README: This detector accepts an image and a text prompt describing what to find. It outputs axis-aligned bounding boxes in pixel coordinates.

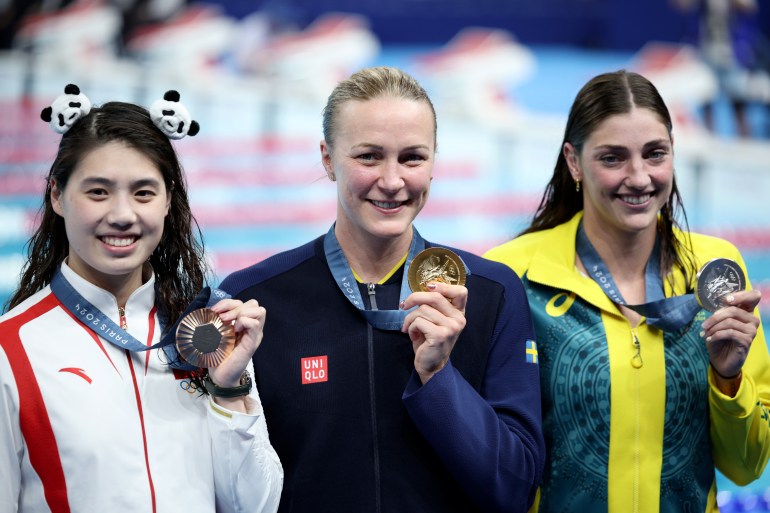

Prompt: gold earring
[575,179,581,192]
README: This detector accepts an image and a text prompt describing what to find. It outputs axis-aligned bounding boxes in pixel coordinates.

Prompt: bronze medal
[695,258,746,312]
[408,247,466,292]
[175,308,236,368]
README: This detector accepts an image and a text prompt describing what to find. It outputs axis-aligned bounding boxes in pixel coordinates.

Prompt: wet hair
[322,66,437,147]
[5,101,209,329]
[522,69,696,288]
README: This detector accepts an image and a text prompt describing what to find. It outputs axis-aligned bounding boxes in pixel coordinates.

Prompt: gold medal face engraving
[175,308,236,368]
[695,258,746,313]
[408,247,467,292]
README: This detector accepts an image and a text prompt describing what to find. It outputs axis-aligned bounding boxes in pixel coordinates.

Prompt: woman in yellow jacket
[484,70,769,513]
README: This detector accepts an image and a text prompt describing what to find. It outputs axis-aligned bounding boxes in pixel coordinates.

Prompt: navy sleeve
[402,264,545,513]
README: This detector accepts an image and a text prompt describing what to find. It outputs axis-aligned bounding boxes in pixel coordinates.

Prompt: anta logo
[59,367,92,383]
[301,355,328,384]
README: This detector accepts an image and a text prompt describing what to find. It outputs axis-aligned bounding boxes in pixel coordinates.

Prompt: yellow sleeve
[708,252,770,485]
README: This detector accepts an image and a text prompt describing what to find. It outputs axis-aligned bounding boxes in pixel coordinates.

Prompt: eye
[355,152,380,163]
[86,187,108,198]
[599,153,622,166]
[647,148,669,162]
[135,188,159,201]
[400,153,427,165]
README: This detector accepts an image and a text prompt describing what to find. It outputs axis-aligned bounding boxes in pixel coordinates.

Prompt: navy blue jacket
[220,234,545,513]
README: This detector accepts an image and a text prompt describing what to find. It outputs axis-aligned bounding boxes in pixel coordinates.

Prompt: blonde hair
[322,66,437,147]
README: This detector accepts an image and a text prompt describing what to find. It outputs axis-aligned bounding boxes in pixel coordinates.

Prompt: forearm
[403,363,543,513]
[208,389,283,512]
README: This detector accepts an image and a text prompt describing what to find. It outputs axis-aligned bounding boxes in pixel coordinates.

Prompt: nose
[106,194,138,227]
[625,156,652,189]
[378,159,405,193]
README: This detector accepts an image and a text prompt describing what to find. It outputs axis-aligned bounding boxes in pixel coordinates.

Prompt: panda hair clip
[41,85,200,140]
[40,84,92,134]
[149,90,200,139]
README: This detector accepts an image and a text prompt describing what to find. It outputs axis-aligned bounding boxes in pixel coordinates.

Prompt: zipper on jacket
[631,328,641,513]
[366,283,382,513]
[118,306,127,330]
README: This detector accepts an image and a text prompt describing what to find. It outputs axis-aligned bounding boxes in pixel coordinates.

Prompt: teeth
[102,237,135,247]
[622,194,650,205]
[371,200,401,209]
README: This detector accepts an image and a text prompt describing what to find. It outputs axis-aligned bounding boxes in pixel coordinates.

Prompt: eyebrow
[80,176,163,188]
[593,139,671,152]
[351,143,431,151]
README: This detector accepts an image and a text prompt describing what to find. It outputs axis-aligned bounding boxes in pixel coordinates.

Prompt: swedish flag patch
[525,340,538,364]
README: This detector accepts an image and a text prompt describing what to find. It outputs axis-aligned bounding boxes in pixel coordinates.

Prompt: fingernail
[726,295,734,303]
[706,336,712,343]
[399,300,406,310]
[427,283,437,290]
[699,330,705,338]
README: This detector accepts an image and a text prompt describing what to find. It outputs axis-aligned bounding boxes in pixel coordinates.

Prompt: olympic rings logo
[179,379,199,394]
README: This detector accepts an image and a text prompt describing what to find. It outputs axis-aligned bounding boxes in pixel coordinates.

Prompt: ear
[50,179,64,216]
[320,140,334,179]
[563,142,581,181]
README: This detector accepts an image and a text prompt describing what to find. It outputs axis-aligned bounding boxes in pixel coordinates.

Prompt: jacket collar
[526,212,623,314]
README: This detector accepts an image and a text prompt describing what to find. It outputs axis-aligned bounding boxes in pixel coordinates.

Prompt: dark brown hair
[522,69,696,288]
[6,101,209,331]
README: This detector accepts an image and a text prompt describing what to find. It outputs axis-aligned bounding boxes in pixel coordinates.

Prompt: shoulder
[0,287,57,341]
[219,237,321,296]
[679,230,744,263]
[433,243,526,297]
[483,229,554,277]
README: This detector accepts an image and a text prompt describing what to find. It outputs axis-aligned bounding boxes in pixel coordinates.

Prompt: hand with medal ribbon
[697,258,762,387]
[173,292,266,402]
[401,247,469,384]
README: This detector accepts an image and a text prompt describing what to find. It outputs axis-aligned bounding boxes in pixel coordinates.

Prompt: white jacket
[0,263,283,513]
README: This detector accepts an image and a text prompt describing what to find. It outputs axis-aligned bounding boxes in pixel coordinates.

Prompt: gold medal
[408,247,466,292]
[175,308,235,368]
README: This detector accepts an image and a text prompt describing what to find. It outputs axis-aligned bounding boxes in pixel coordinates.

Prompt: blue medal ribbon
[323,225,423,331]
[50,267,229,369]
[576,223,701,332]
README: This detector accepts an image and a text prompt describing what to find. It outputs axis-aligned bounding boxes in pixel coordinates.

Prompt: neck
[335,224,413,284]
[583,222,656,283]
[67,259,146,307]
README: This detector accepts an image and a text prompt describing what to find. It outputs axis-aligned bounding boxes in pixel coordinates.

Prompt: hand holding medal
[696,258,762,389]
[176,299,266,399]
[403,247,469,383]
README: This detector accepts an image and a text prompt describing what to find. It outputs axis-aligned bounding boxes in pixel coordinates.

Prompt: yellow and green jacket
[484,212,770,513]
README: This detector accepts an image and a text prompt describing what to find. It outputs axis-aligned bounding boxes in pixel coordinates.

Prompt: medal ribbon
[576,223,700,331]
[324,224,423,331]
[50,267,229,368]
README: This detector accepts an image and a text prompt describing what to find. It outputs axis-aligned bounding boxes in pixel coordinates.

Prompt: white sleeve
[0,349,21,512]
[206,363,283,513]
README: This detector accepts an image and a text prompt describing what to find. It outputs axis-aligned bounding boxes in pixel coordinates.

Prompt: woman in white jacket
[0,85,282,513]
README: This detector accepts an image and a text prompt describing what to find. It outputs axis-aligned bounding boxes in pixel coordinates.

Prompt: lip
[369,199,407,211]
[617,192,654,207]
[99,235,139,252]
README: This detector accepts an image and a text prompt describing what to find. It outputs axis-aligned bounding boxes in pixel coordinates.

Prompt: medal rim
[175,307,236,368]
[408,247,467,292]
[694,257,746,312]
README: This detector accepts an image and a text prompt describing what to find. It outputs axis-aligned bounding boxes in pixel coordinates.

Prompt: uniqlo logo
[301,355,328,384]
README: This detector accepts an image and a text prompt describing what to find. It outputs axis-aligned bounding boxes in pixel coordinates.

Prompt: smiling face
[564,106,674,242]
[51,140,170,297]
[321,95,436,250]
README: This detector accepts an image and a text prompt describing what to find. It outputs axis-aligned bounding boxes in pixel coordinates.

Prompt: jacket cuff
[709,368,756,418]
